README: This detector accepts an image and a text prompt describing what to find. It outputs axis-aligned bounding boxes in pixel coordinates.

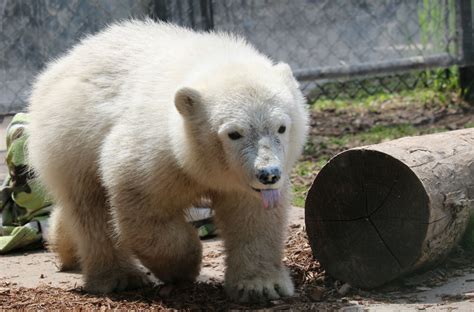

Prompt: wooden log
[305,128,474,288]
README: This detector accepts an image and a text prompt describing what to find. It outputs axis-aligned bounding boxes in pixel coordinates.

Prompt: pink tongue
[260,189,281,209]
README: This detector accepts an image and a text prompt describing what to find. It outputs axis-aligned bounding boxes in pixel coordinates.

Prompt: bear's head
[174,62,308,208]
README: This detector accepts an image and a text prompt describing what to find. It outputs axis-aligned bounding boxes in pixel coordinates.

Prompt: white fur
[27,20,308,301]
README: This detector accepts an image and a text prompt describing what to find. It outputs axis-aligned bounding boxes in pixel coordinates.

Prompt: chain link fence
[1,0,472,114]
[159,0,466,101]
[1,0,153,114]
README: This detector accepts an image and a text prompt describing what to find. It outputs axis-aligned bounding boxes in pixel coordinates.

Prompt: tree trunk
[305,128,474,288]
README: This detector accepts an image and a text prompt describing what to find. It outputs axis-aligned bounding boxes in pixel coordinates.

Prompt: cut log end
[305,149,430,288]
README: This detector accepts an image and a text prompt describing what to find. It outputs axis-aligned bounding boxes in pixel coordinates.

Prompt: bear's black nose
[256,166,281,185]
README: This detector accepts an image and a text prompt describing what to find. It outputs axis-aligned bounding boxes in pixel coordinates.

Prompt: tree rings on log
[305,128,474,288]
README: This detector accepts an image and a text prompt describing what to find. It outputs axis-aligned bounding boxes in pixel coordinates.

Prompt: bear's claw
[226,269,294,302]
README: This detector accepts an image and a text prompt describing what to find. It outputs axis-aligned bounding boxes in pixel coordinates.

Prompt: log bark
[305,128,474,288]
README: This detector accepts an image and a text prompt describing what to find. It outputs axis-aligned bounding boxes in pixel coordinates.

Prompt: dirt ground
[1,207,473,311]
[1,206,474,311]
[1,91,474,310]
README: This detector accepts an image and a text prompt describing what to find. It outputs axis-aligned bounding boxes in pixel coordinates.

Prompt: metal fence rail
[1,0,472,114]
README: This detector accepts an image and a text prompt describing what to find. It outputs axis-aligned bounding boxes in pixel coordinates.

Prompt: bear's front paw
[225,268,294,302]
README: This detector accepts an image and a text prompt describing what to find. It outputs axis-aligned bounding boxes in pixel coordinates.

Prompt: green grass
[464,121,474,129]
[322,124,421,149]
[311,88,453,113]
[327,124,449,149]
[291,159,327,207]
[292,184,307,208]
[351,124,419,144]
[312,92,392,112]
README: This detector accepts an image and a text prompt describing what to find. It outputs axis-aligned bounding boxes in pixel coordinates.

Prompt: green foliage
[311,85,458,113]
[292,184,307,208]
[427,68,459,92]
[291,159,328,207]
[294,160,315,176]
[355,124,418,144]
[464,121,474,129]
[303,141,318,155]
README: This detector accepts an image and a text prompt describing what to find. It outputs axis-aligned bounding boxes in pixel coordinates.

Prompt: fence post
[199,0,214,31]
[459,0,474,103]
[150,0,169,22]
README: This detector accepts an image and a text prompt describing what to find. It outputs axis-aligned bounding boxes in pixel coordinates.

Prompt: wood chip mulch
[1,226,473,311]
[0,227,352,311]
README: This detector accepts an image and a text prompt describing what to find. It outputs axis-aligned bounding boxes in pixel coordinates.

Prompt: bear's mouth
[252,188,281,209]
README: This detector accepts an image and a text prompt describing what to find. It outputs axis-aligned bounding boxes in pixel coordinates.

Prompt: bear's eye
[228,131,243,140]
[278,125,286,134]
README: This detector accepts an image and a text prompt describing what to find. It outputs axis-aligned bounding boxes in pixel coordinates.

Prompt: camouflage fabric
[0,113,52,253]
[186,207,217,239]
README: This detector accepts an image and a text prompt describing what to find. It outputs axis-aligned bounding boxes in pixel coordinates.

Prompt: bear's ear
[274,62,299,88]
[175,87,202,117]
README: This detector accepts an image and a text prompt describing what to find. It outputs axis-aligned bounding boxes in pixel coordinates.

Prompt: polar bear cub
[27,20,308,302]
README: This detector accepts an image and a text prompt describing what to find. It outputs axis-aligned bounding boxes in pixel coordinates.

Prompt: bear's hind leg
[109,191,202,284]
[48,207,79,271]
[135,216,202,284]
[55,177,149,293]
